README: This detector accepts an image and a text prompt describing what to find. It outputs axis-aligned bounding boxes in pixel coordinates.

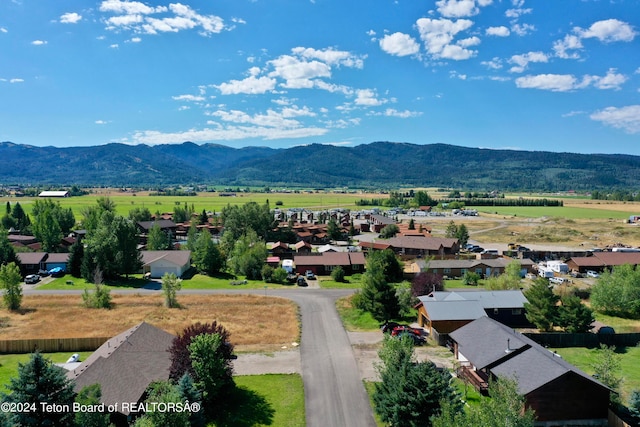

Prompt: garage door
[151,267,178,278]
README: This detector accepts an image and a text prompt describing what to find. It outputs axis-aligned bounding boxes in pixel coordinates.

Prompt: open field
[0,294,299,352]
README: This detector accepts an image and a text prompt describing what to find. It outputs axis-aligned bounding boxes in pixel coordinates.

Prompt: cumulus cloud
[291,47,365,68]
[508,51,548,73]
[486,26,510,37]
[481,57,502,69]
[510,22,535,36]
[95,120,108,124]
[0,27,7,33]
[577,19,636,43]
[590,105,640,134]
[60,12,82,24]
[553,34,583,59]
[31,40,47,45]
[515,69,627,92]
[379,32,420,57]
[416,18,476,60]
[99,1,225,36]
[354,89,386,106]
[382,108,422,118]
[215,75,276,95]
[436,0,493,18]
[9,78,24,83]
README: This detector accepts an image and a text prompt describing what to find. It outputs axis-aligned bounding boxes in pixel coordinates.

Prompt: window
[512,309,522,315]
[352,264,360,270]
[475,268,482,274]
[443,268,451,274]
[460,268,467,275]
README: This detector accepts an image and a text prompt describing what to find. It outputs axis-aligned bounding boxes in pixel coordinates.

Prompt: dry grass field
[0,294,299,352]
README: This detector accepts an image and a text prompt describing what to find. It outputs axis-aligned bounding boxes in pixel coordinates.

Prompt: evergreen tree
[186,222,199,252]
[374,335,461,427]
[327,218,343,241]
[524,279,559,331]
[557,295,594,333]
[68,239,84,278]
[134,381,190,427]
[74,384,110,427]
[367,249,404,283]
[591,344,622,401]
[455,223,469,248]
[628,389,640,420]
[445,221,458,238]
[358,267,400,321]
[193,229,224,275]
[408,218,415,230]
[0,229,19,266]
[178,374,206,427]
[1,352,76,427]
[0,262,22,311]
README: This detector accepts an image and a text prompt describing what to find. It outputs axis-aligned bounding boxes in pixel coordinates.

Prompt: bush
[82,284,112,309]
[331,266,346,282]
[272,267,288,284]
[261,265,274,282]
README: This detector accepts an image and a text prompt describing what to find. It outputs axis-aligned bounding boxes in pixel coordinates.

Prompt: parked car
[586,270,600,278]
[549,276,566,285]
[24,274,40,284]
[48,267,65,277]
[391,326,425,345]
[296,276,307,287]
[305,270,316,280]
[38,269,50,277]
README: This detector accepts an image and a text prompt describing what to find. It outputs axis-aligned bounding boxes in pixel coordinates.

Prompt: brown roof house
[66,322,175,426]
[416,290,530,345]
[293,252,366,276]
[567,251,640,273]
[382,236,459,259]
[140,250,191,278]
[450,317,611,425]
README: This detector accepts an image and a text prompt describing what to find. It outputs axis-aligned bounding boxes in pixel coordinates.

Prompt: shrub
[331,266,346,282]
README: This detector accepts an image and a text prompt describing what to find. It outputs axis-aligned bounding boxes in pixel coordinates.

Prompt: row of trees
[524,279,594,332]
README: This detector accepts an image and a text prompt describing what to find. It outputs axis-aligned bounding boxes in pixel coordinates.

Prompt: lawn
[593,313,640,333]
[0,352,93,393]
[364,381,385,427]
[232,374,305,427]
[335,295,417,332]
[37,272,301,291]
[320,274,363,289]
[553,346,640,401]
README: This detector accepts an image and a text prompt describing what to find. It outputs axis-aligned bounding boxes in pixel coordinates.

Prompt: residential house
[16,252,47,274]
[369,214,396,233]
[566,251,640,274]
[66,322,175,426]
[136,220,178,244]
[379,236,460,259]
[140,250,191,278]
[270,241,292,259]
[416,290,530,344]
[450,317,611,425]
[44,253,70,271]
[293,252,366,276]
[294,240,312,254]
[408,257,535,279]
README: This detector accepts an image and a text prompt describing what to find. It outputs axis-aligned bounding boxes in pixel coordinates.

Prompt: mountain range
[1,141,638,191]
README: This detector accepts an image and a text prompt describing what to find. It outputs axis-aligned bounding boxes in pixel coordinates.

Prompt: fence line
[0,337,109,354]
[523,332,640,348]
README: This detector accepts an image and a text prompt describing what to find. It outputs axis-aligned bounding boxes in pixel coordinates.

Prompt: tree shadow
[216,385,275,427]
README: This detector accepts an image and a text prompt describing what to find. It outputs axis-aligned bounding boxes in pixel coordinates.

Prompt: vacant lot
[0,294,299,352]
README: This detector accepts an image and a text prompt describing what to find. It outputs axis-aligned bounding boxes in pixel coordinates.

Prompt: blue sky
[1,0,639,155]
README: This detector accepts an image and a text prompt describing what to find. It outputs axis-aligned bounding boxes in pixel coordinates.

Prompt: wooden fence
[609,408,634,427]
[0,337,109,354]
[523,332,640,348]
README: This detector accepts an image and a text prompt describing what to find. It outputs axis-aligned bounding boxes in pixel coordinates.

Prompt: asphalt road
[24,287,377,427]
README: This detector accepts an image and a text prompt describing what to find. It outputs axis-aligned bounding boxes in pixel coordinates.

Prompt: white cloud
[590,105,640,133]
[457,36,480,47]
[215,75,276,95]
[231,17,246,25]
[110,43,119,48]
[553,34,583,59]
[60,12,82,24]
[31,40,47,45]
[0,27,7,33]
[510,22,535,36]
[379,32,420,57]
[100,1,225,36]
[95,120,108,124]
[505,8,531,19]
[515,69,627,92]
[9,78,24,83]
[354,89,386,106]
[416,18,476,60]
[291,47,365,68]
[508,51,548,73]
[383,108,422,118]
[481,57,502,69]
[268,55,331,88]
[515,74,578,92]
[577,19,636,43]
[591,68,627,90]
[436,0,479,18]
[486,26,510,37]
[172,94,206,102]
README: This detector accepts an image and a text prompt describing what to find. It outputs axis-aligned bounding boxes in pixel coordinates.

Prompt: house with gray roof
[450,317,611,425]
[416,290,531,345]
[140,250,191,278]
[66,322,175,426]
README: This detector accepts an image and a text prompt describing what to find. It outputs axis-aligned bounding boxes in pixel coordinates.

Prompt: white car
[586,270,600,278]
[24,274,40,284]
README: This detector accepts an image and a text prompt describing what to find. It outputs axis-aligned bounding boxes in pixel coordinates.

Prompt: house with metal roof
[450,317,611,425]
[416,290,531,345]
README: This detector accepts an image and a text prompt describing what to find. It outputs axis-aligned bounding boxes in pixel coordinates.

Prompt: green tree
[162,272,182,308]
[128,206,152,222]
[331,265,346,282]
[592,344,622,401]
[367,249,403,283]
[408,218,415,230]
[413,191,434,207]
[523,279,559,331]
[590,264,640,318]
[374,335,460,427]
[1,352,76,427]
[327,218,343,241]
[455,223,469,248]
[628,389,640,420]
[462,271,480,286]
[32,203,63,252]
[0,262,22,311]
[11,202,30,231]
[0,229,19,267]
[82,269,112,309]
[147,223,170,250]
[484,260,522,290]
[379,223,400,239]
[134,381,190,427]
[445,221,458,238]
[357,266,400,322]
[188,333,236,420]
[67,239,84,278]
[557,295,594,333]
[186,222,199,252]
[177,374,206,427]
[192,229,224,275]
[74,384,110,427]
[432,378,535,427]
[227,230,267,280]
[220,202,272,249]
[271,267,288,284]
[395,282,416,317]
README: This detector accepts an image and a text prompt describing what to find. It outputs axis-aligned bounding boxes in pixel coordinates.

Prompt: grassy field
[0,294,299,352]
[0,352,93,393]
[553,346,640,401]
[476,205,632,220]
[335,295,417,332]
[3,191,380,220]
[233,374,305,427]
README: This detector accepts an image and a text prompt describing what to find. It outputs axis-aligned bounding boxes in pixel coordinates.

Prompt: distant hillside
[1,140,639,191]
